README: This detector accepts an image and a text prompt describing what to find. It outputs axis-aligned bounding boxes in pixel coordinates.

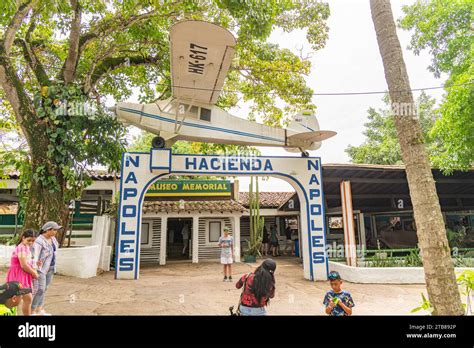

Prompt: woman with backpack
[235,259,276,316]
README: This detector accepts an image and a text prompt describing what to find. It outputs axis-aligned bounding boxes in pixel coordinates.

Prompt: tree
[129,131,260,157]
[0,1,330,237]
[346,92,440,164]
[370,0,463,315]
[399,0,473,173]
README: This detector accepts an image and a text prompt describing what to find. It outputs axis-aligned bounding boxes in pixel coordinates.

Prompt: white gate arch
[114,149,329,281]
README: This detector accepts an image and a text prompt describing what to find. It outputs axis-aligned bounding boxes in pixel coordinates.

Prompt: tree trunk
[370,0,463,315]
[22,122,69,246]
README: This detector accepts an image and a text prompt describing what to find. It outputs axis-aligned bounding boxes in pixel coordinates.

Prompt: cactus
[246,176,264,257]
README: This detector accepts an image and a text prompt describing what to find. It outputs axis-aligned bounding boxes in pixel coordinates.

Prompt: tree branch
[62,0,82,83]
[3,0,36,56]
[58,9,159,83]
[78,10,158,55]
[0,43,36,136]
[14,39,50,86]
[85,55,161,93]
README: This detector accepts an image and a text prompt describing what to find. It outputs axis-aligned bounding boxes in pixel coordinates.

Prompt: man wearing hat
[0,281,32,316]
[31,221,61,315]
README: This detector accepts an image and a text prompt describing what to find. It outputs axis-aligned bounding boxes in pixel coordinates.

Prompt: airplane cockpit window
[165,101,210,121]
[200,107,211,122]
[178,103,199,119]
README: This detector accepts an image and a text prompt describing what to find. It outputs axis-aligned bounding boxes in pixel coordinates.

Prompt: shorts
[221,255,233,264]
[239,305,267,316]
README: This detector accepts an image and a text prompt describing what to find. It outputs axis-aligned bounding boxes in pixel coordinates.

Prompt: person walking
[235,259,276,316]
[260,225,269,256]
[31,221,61,316]
[284,225,294,255]
[181,222,190,256]
[270,225,279,257]
[5,230,38,315]
[218,227,234,282]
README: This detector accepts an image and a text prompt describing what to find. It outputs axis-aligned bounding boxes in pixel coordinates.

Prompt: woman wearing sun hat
[31,221,61,316]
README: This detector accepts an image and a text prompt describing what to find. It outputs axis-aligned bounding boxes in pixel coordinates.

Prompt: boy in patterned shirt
[323,271,354,316]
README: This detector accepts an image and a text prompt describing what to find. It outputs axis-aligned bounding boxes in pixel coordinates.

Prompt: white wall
[56,245,101,278]
[329,261,474,284]
[0,245,101,279]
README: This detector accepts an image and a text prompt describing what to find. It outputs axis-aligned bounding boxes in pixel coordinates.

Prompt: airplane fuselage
[115,99,321,151]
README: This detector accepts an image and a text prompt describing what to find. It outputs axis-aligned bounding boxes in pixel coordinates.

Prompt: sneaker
[38,310,52,316]
[223,276,228,282]
[228,276,233,281]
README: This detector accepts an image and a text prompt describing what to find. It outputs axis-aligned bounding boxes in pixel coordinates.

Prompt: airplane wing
[288,130,337,142]
[169,20,236,105]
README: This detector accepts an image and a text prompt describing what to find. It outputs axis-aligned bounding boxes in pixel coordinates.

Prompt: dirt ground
[0,258,428,315]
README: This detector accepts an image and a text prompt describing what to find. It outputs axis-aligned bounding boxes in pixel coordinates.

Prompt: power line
[1,53,472,96]
[157,81,474,96]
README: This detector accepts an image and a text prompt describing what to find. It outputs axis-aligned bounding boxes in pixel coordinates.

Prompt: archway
[114,149,328,281]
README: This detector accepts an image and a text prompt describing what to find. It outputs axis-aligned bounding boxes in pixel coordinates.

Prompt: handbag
[229,273,250,316]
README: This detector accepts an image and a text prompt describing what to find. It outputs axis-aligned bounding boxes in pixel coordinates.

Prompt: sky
[236,0,447,192]
[124,0,447,192]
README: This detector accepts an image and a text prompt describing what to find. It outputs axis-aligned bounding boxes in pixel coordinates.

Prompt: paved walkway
[1,258,428,315]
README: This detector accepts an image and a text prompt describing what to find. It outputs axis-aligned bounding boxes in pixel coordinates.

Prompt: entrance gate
[115,149,328,280]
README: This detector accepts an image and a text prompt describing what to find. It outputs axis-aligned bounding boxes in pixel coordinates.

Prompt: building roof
[322,164,474,212]
[142,200,246,214]
[238,192,295,208]
[0,203,18,214]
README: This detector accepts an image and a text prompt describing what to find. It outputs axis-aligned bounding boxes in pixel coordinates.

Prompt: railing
[328,247,474,262]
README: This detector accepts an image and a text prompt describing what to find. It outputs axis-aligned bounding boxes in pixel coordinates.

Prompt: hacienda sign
[115,149,329,281]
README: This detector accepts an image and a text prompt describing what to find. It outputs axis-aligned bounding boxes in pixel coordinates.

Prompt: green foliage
[411,293,434,314]
[399,0,472,78]
[412,270,474,315]
[453,257,474,268]
[129,131,260,157]
[0,235,19,246]
[1,0,331,221]
[346,93,440,164]
[446,228,466,249]
[399,0,474,173]
[404,248,423,267]
[429,67,474,173]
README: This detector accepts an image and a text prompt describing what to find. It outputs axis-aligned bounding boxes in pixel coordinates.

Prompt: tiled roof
[238,192,295,208]
[0,203,18,214]
[142,200,246,213]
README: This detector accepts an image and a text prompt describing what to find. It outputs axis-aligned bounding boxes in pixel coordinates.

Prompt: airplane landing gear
[299,148,309,157]
[152,136,166,149]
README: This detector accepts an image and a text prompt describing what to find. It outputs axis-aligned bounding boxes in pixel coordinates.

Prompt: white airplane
[113,20,336,156]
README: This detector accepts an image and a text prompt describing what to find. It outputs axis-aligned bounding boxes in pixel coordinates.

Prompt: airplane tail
[287,110,320,133]
[286,110,336,152]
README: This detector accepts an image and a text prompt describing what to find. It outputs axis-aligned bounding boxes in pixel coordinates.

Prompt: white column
[192,216,199,263]
[340,181,357,267]
[233,215,241,262]
[159,216,167,265]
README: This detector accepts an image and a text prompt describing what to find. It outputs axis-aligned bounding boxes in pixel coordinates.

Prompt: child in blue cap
[323,271,354,316]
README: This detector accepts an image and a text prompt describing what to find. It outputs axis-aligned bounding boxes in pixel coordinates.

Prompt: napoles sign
[145,180,231,197]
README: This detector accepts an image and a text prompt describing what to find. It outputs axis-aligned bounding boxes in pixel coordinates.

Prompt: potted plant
[244,176,264,263]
